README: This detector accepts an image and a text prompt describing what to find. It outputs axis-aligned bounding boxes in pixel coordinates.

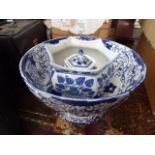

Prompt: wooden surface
[141,19,155,50]
[18,84,155,135]
[136,33,155,115]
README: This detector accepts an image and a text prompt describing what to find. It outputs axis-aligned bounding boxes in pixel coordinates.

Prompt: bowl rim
[19,37,146,103]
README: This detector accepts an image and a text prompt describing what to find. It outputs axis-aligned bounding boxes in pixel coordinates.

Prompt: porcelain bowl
[44,36,121,98]
[19,38,146,124]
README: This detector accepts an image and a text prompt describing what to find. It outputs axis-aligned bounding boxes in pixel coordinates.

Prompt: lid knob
[64,48,96,71]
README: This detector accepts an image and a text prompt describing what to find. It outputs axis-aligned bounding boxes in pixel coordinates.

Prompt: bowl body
[19,37,146,124]
[26,83,129,124]
[45,36,120,98]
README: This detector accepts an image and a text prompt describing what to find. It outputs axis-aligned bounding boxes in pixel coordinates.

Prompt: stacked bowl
[19,36,146,124]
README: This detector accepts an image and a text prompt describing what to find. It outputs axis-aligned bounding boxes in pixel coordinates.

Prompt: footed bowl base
[57,112,104,125]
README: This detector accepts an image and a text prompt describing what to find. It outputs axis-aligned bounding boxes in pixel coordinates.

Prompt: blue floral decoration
[102,40,113,49]
[78,36,96,41]
[76,77,85,85]
[85,79,94,88]
[57,75,65,83]
[66,76,74,85]
[56,84,65,89]
[82,88,92,92]
[68,87,80,96]
[55,74,95,97]
[104,83,116,93]
[68,48,93,69]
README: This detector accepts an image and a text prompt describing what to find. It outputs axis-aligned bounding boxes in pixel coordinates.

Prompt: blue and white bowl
[44,36,121,98]
[19,37,146,124]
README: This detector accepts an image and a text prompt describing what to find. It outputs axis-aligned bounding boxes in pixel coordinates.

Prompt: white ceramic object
[19,37,146,124]
[45,36,120,98]
[64,48,96,70]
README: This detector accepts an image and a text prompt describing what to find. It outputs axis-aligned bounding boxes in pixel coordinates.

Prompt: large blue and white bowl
[19,37,146,124]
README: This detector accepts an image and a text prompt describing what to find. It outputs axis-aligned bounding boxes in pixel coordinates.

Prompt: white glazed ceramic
[19,36,146,124]
[45,36,120,98]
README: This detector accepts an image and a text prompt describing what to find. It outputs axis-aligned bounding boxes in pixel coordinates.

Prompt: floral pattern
[104,83,116,93]
[66,49,94,69]
[55,75,95,98]
[36,91,128,124]
[24,44,51,91]
[19,36,146,124]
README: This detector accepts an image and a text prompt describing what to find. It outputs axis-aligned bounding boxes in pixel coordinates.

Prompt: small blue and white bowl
[19,37,146,124]
[44,36,121,98]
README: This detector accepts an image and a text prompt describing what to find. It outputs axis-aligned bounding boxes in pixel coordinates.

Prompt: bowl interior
[51,46,107,69]
[45,37,119,72]
[20,37,146,99]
